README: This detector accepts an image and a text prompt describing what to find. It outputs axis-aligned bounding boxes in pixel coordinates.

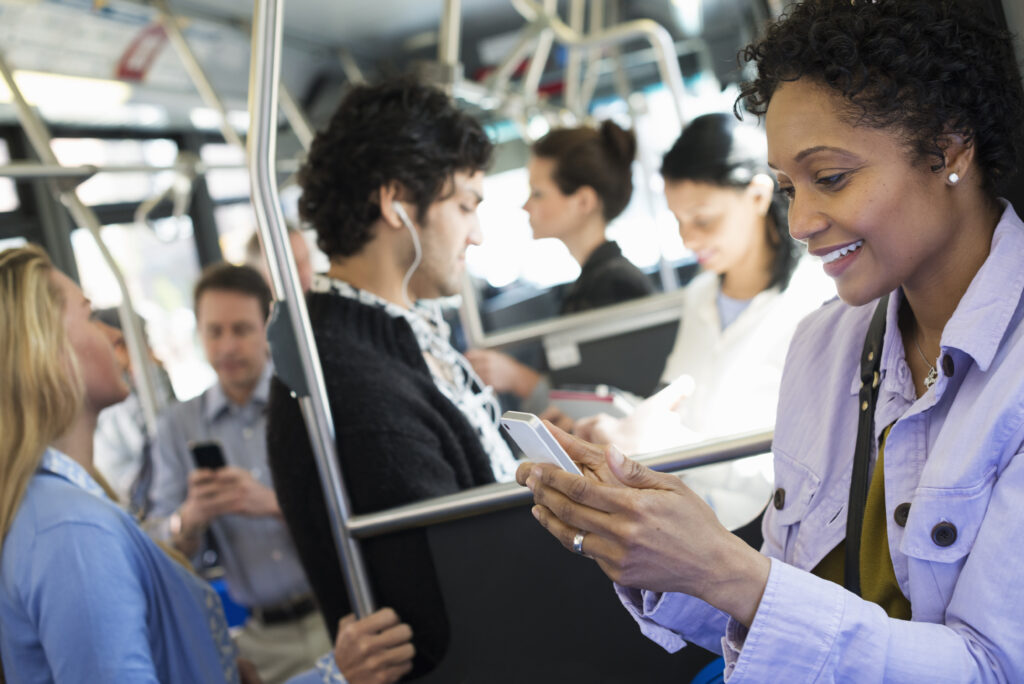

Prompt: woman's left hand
[464,349,540,398]
[517,424,770,626]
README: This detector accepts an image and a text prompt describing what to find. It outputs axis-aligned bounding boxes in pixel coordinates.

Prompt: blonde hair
[0,246,83,550]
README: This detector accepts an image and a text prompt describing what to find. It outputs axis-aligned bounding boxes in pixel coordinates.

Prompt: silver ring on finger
[572,530,587,556]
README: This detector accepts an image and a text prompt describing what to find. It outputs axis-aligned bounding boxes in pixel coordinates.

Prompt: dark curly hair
[662,113,801,291]
[738,0,1024,196]
[299,78,493,258]
[531,120,636,222]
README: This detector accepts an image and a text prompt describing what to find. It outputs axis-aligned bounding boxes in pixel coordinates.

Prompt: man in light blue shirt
[148,263,329,683]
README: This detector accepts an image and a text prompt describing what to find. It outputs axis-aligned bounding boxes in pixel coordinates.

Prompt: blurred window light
[0,70,132,110]
[201,143,249,200]
[189,107,221,131]
[0,139,19,212]
[50,137,178,206]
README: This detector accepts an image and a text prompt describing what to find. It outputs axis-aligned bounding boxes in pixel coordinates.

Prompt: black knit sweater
[266,291,496,677]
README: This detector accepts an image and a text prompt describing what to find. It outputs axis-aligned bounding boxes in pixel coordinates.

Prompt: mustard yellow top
[812,427,912,620]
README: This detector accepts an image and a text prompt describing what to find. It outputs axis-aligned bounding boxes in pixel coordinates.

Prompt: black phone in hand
[189,441,226,470]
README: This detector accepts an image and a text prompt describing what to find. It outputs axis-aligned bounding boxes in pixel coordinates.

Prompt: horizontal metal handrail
[347,430,773,538]
[473,285,688,350]
[0,160,300,179]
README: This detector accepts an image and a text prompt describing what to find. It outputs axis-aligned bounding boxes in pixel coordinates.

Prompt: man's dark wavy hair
[299,78,493,258]
[738,0,1024,196]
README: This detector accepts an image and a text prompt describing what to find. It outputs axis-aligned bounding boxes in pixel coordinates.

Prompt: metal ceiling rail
[247,0,376,618]
[0,48,163,440]
[510,0,688,125]
[0,160,301,180]
[347,430,774,538]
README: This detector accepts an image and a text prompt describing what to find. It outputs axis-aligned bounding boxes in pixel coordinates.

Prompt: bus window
[70,221,214,401]
[200,143,249,200]
[214,201,258,263]
[0,236,27,251]
[0,139,18,212]
[50,137,178,206]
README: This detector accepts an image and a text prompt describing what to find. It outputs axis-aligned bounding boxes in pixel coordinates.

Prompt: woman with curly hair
[518,0,1024,679]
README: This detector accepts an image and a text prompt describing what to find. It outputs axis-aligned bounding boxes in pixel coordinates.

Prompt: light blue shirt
[0,449,238,684]
[617,202,1024,681]
[0,449,349,684]
[149,362,312,609]
[715,290,752,331]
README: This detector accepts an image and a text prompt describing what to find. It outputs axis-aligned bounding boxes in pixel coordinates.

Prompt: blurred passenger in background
[0,245,415,684]
[267,77,509,678]
[148,264,334,683]
[574,113,835,528]
[245,224,315,294]
[91,307,176,515]
[467,121,653,408]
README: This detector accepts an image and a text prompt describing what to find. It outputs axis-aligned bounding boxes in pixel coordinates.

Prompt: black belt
[250,595,317,626]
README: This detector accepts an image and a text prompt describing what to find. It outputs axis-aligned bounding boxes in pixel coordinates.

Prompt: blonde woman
[0,246,413,684]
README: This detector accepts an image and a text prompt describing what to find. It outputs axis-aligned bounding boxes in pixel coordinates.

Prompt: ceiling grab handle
[133,151,199,242]
[510,0,688,126]
[0,48,162,441]
[247,0,376,618]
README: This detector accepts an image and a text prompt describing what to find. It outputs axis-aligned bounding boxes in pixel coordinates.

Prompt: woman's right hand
[333,608,415,684]
[516,423,770,627]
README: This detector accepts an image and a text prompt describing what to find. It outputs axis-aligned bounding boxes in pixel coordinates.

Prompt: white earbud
[392,201,422,309]
[392,201,414,230]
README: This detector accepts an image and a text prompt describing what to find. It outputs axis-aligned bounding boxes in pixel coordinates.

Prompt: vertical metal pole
[606,1,678,292]
[523,0,558,102]
[579,0,605,114]
[154,0,245,150]
[248,0,376,617]
[0,50,161,438]
[564,0,586,118]
[438,0,463,70]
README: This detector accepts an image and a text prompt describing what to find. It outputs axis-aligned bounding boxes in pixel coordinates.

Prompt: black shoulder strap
[844,294,889,596]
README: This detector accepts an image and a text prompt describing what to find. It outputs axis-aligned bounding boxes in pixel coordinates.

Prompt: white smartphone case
[500,411,582,475]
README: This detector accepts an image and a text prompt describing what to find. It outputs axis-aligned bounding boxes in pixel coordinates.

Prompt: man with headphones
[265,78,516,679]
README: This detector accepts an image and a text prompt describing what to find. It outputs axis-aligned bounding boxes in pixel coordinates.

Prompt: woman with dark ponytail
[467,121,653,404]
[575,115,834,527]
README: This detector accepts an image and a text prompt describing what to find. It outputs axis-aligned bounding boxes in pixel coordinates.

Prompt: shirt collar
[39,448,112,502]
[204,360,274,422]
[848,200,1024,395]
[939,201,1024,372]
[312,273,452,341]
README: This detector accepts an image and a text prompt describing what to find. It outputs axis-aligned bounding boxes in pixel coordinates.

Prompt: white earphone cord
[393,202,422,309]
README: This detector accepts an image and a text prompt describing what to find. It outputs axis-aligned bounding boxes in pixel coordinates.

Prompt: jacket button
[773,488,786,510]
[942,354,955,377]
[893,502,911,527]
[931,521,957,547]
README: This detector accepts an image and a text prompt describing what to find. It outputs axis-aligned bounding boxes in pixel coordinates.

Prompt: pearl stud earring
[948,172,960,185]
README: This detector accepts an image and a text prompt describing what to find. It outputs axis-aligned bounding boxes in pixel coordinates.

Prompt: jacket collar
[848,201,1024,395]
